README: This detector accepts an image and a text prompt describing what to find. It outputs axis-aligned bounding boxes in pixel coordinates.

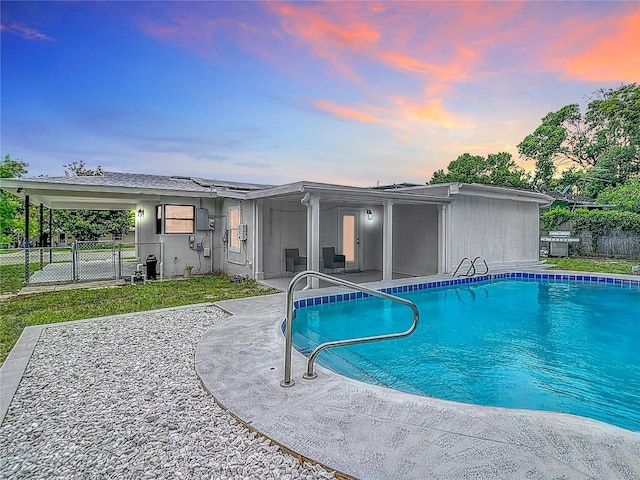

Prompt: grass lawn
[0,275,277,364]
[544,257,639,275]
[1,264,26,294]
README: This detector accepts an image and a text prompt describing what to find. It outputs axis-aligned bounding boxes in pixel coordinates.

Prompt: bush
[541,207,640,252]
[542,208,640,235]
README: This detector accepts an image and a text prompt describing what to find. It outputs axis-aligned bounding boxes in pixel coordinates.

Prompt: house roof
[0,172,273,209]
[245,181,454,205]
[1,172,552,210]
[4,171,271,192]
[400,183,554,204]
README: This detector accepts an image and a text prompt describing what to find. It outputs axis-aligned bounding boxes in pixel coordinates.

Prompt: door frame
[338,208,362,271]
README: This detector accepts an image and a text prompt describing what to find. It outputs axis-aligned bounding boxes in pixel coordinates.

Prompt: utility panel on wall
[195,208,209,230]
[239,224,248,241]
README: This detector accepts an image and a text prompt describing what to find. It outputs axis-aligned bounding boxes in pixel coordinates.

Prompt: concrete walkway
[196,278,640,479]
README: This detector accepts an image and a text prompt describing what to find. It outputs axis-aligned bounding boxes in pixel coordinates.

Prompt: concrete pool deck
[196,273,640,480]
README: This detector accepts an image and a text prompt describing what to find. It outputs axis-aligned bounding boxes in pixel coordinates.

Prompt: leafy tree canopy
[430,152,530,189]
[55,161,130,241]
[518,83,640,197]
[0,155,32,242]
[596,179,640,213]
[55,210,132,241]
[0,154,28,179]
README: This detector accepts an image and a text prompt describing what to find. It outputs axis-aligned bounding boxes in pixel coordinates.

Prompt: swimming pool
[291,273,640,432]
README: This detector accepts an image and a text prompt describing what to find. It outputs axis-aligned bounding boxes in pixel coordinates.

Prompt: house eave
[402,182,553,205]
[245,181,452,205]
[0,177,217,209]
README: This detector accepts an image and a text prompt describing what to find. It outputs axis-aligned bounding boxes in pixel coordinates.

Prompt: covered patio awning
[247,181,455,283]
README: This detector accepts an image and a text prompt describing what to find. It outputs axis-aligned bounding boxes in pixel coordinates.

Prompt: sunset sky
[1,1,638,186]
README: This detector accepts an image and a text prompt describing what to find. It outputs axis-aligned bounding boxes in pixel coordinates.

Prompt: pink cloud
[263,1,527,92]
[312,94,473,131]
[1,22,54,41]
[392,96,474,129]
[266,2,381,81]
[313,99,384,123]
[550,11,640,82]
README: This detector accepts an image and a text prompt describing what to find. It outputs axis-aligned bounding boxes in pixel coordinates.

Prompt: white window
[229,207,240,251]
[164,205,194,234]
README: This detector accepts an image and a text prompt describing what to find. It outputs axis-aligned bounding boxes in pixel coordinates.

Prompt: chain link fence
[0,242,163,292]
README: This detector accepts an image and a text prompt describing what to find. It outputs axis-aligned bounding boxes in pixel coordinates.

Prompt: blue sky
[1,1,638,186]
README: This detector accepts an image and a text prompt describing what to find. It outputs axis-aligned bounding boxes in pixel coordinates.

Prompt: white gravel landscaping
[0,305,336,479]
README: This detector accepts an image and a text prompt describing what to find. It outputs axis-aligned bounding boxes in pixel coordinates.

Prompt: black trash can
[145,254,157,280]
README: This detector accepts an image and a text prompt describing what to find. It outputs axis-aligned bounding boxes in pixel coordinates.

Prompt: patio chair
[285,248,307,275]
[322,247,346,273]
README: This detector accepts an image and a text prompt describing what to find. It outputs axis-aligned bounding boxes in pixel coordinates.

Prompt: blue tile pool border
[292,272,640,311]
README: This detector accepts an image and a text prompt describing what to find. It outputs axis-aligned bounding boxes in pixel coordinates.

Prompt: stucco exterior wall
[319,205,339,261]
[260,201,386,277]
[261,199,307,278]
[136,196,217,278]
[320,204,384,273]
[362,205,383,271]
[218,198,255,277]
[448,194,540,270]
[392,205,439,276]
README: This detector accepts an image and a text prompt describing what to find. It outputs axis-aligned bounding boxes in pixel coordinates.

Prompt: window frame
[155,205,163,234]
[160,204,195,234]
[228,206,240,252]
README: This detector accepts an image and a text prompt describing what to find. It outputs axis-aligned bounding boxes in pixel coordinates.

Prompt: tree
[531,157,555,191]
[431,153,487,184]
[596,179,640,213]
[430,152,530,189]
[63,160,103,176]
[485,152,531,189]
[55,210,132,241]
[518,83,640,196]
[0,154,28,178]
[0,155,33,245]
[53,162,131,241]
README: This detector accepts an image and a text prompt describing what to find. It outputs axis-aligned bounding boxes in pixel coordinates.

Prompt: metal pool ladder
[281,270,419,387]
[452,256,489,277]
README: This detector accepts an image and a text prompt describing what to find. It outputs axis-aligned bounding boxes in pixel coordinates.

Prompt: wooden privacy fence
[575,229,640,258]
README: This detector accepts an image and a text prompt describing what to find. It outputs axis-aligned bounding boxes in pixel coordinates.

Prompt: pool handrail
[280,270,419,387]
[452,256,489,277]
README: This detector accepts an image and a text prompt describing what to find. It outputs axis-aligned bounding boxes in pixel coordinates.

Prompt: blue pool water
[291,277,640,431]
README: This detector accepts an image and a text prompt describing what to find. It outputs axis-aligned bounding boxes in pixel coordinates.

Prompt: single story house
[1,172,552,283]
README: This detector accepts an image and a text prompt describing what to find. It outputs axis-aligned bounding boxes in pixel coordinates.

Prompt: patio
[196,274,640,479]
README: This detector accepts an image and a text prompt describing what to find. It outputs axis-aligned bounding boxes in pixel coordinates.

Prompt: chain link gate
[5,242,163,286]
[72,241,119,282]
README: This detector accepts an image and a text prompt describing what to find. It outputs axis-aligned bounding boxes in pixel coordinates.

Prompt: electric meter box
[195,208,209,231]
